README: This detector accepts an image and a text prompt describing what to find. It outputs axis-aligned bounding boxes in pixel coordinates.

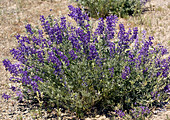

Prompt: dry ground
[0,0,170,119]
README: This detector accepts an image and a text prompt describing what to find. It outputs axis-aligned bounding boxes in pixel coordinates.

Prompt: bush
[2,5,170,119]
[74,0,149,18]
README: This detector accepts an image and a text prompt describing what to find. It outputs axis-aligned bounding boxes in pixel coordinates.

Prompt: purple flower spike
[15,34,20,40]
[2,93,11,100]
[11,86,16,92]
[115,110,125,118]
[25,24,34,35]
[60,17,67,30]
[69,50,78,60]
[164,85,170,92]
[3,59,21,76]
[122,66,130,79]
[95,18,104,35]
[68,5,89,27]
[105,15,118,40]
[87,45,99,60]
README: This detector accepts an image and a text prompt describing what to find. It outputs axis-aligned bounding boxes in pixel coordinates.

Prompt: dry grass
[0,0,170,119]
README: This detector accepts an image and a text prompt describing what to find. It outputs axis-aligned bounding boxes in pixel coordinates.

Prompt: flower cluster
[68,5,89,27]
[122,66,131,79]
[131,106,150,118]
[69,50,78,60]
[105,15,118,40]
[164,85,170,93]
[25,24,34,35]
[2,93,11,100]
[3,59,21,76]
[95,18,104,35]
[2,5,170,119]
[87,45,98,60]
[115,110,125,118]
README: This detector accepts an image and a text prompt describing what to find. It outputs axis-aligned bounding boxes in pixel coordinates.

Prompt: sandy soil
[0,0,169,119]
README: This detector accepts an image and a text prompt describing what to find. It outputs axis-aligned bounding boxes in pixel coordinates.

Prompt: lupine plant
[2,5,170,119]
[74,0,149,18]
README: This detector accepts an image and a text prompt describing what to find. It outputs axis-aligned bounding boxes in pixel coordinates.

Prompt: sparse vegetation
[74,0,148,18]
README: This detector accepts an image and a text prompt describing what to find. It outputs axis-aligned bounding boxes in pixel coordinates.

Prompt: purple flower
[36,50,45,63]
[40,15,63,45]
[32,75,43,82]
[95,18,104,35]
[160,46,169,56]
[32,36,42,46]
[38,30,43,38]
[128,51,135,61]
[155,58,169,77]
[122,66,130,79]
[139,106,150,114]
[19,36,31,45]
[21,75,32,85]
[115,110,125,118]
[69,50,78,60]
[11,86,16,92]
[3,59,21,76]
[2,93,11,100]
[15,34,20,40]
[131,106,150,118]
[76,28,90,46]
[61,54,70,66]
[118,24,126,40]
[132,27,138,40]
[31,81,39,92]
[25,24,34,35]
[10,46,28,64]
[95,56,102,66]
[68,5,89,27]
[105,15,118,40]
[69,33,81,51]
[60,17,67,30]
[47,50,62,74]
[168,56,170,62]
[53,48,70,66]
[44,21,63,44]
[164,85,170,92]
[117,24,131,53]
[136,38,154,66]
[87,45,99,60]
[47,51,60,64]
